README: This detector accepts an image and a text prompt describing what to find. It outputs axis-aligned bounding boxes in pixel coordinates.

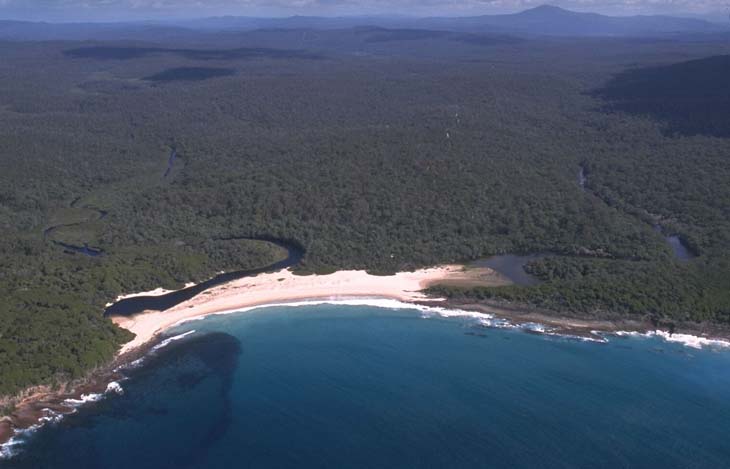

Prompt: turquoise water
[4,304,730,468]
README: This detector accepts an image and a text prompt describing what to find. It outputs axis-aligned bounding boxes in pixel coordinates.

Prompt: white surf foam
[0,408,66,460]
[116,331,199,373]
[168,297,591,344]
[105,381,124,396]
[63,392,104,407]
[1,427,34,460]
[114,356,146,372]
[160,297,730,351]
[651,330,730,349]
[151,330,197,351]
[614,330,730,349]
[168,298,623,347]
[169,297,495,329]
[1,379,127,460]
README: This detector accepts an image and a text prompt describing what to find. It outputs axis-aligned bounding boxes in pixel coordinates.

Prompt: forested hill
[1,31,730,397]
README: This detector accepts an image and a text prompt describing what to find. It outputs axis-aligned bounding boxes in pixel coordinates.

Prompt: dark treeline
[64,46,324,61]
[594,55,730,138]
[0,32,729,396]
[144,67,237,82]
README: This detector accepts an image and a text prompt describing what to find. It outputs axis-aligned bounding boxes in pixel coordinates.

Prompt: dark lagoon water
[666,235,696,262]
[104,238,304,317]
[472,254,545,286]
[4,303,730,468]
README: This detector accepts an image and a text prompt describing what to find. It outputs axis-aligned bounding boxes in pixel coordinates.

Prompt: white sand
[113,265,502,353]
[105,282,196,306]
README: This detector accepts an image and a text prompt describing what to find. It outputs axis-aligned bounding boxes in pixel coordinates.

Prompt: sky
[0,0,728,21]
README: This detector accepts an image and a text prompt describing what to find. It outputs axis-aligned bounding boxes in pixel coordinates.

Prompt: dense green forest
[0,31,729,396]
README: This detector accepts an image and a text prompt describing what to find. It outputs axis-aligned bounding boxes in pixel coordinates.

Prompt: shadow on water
[4,332,241,469]
[665,235,697,262]
[104,237,305,317]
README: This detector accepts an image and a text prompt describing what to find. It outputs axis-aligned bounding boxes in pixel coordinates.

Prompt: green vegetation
[0,31,729,396]
[430,257,730,324]
[594,55,730,138]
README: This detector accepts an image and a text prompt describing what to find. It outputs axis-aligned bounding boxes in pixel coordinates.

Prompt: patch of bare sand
[113,265,506,353]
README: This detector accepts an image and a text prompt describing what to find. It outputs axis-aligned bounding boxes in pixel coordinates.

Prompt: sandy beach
[112,265,508,353]
[0,264,505,451]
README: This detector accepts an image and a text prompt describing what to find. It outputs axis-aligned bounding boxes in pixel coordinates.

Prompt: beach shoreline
[4,263,730,455]
[111,265,508,353]
[0,341,155,458]
[0,264,504,453]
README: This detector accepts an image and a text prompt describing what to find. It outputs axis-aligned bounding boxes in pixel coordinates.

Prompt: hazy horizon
[1,1,728,23]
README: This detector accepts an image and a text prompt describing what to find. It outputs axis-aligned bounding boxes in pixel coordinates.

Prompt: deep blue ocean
[3,303,730,468]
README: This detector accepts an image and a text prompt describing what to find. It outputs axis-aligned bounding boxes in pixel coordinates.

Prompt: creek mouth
[104,237,304,318]
[470,254,546,286]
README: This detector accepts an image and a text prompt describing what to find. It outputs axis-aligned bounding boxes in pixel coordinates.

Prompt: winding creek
[104,238,304,317]
[48,162,696,321]
[577,164,696,261]
[163,147,177,179]
[45,147,179,257]
[577,165,587,189]
[42,199,108,257]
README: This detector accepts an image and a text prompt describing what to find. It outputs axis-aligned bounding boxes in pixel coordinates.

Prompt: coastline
[0,342,155,458]
[111,265,507,353]
[4,263,730,456]
[0,264,504,454]
[443,299,730,348]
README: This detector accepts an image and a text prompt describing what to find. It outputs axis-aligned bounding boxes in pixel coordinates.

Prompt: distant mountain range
[418,5,728,36]
[0,5,727,41]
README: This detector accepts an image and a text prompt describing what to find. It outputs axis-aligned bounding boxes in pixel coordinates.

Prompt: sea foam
[0,408,67,460]
[615,330,730,349]
[0,380,127,460]
[151,330,197,351]
[165,298,730,351]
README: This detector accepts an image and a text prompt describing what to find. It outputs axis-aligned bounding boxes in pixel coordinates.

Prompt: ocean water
[4,304,730,468]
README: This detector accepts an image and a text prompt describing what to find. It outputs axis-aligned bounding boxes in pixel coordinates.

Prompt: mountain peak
[529,5,566,12]
[519,5,575,16]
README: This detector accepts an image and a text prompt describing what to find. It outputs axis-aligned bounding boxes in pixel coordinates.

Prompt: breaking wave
[1,380,126,460]
[614,330,730,349]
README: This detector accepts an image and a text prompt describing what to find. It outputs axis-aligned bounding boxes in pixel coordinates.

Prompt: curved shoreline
[4,262,730,456]
[110,264,502,353]
[110,261,730,357]
[0,263,501,454]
